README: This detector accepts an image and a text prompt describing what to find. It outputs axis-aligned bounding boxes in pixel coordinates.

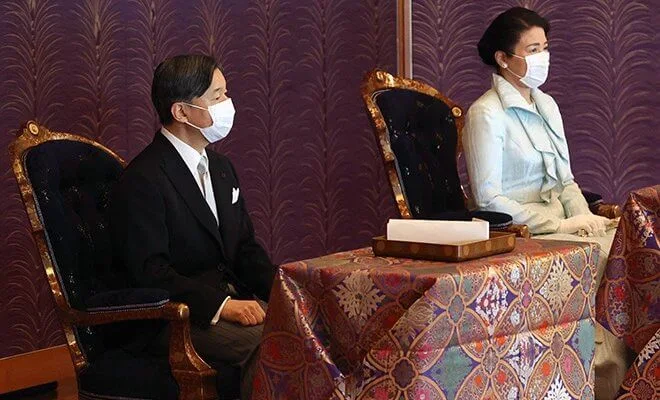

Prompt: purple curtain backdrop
[0,0,397,358]
[412,0,660,202]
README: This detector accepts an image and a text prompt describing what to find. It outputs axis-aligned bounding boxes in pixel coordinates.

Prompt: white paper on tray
[386,218,489,245]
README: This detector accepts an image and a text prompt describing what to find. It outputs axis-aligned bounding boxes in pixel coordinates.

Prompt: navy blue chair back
[373,88,465,218]
[24,139,123,359]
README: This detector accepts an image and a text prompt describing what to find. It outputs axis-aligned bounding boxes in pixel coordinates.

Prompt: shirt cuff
[211,296,231,325]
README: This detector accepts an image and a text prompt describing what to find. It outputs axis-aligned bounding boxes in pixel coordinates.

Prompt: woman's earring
[501,63,508,69]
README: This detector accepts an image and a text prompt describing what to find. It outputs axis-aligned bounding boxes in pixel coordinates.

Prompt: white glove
[557,214,610,237]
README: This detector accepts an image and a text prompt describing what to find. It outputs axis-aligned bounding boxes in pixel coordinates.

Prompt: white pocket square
[232,187,240,204]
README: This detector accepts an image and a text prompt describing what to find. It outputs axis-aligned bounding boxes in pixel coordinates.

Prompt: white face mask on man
[505,51,550,89]
[183,98,236,143]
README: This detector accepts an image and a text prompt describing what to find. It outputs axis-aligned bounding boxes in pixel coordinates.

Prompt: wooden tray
[372,231,516,262]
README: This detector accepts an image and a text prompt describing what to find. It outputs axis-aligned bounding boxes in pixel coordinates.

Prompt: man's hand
[220,299,265,326]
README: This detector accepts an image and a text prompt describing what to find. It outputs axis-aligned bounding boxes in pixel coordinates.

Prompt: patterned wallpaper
[412,0,660,203]
[0,0,396,358]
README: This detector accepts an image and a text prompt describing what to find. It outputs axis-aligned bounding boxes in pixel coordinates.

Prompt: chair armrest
[591,202,622,219]
[501,224,530,238]
[67,300,186,325]
[66,299,217,400]
[582,190,622,219]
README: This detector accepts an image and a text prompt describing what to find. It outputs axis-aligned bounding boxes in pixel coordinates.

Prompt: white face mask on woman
[183,98,236,143]
[505,51,550,89]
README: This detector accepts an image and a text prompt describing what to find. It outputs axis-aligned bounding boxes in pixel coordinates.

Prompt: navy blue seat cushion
[83,288,172,356]
[582,190,603,206]
[470,210,512,230]
[431,210,513,230]
[85,288,170,312]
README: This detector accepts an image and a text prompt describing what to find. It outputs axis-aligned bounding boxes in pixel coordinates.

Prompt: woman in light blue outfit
[463,7,629,398]
[463,8,615,249]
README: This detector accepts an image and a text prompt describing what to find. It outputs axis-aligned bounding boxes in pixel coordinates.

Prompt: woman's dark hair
[151,54,219,125]
[477,7,550,67]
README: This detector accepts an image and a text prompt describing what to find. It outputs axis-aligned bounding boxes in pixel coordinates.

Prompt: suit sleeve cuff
[211,296,231,325]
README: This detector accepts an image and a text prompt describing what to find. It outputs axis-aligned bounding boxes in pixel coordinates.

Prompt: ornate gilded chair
[362,70,530,237]
[361,70,621,238]
[9,121,223,399]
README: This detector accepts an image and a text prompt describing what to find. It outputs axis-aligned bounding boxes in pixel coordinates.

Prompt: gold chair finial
[28,121,40,136]
[375,70,395,86]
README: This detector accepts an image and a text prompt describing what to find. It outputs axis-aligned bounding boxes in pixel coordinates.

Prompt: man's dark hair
[478,7,550,68]
[151,54,219,125]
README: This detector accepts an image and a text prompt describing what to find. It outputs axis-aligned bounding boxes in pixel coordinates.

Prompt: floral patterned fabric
[595,185,660,399]
[253,239,601,399]
[614,329,660,399]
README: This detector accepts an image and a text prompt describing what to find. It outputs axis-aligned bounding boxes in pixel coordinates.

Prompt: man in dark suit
[109,54,277,400]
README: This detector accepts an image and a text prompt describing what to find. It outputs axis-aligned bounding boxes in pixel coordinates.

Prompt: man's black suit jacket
[109,132,277,327]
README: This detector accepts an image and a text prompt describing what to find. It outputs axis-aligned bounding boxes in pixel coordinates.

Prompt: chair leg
[167,304,218,399]
[172,369,218,400]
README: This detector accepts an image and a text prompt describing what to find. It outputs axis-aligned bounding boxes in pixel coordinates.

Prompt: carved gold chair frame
[361,70,530,237]
[9,121,217,399]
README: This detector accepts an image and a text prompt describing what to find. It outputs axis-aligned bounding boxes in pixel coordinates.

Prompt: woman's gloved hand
[558,214,610,236]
